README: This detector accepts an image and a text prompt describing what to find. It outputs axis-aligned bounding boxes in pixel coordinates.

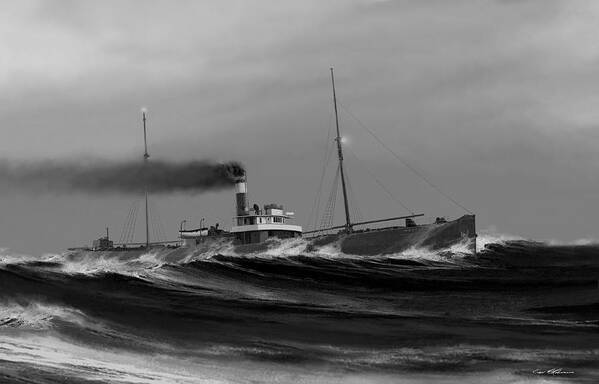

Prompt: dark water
[1,235,598,383]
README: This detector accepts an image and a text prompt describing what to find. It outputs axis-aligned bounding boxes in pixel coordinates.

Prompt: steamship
[83,69,476,256]
[178,169,475,256]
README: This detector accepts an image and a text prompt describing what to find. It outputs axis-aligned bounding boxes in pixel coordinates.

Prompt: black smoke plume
[0,159,245,195]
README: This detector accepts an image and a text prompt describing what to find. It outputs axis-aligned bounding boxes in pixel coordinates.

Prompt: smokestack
[234,172,248,216]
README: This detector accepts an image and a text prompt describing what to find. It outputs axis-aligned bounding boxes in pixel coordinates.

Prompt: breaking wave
[1,233,598,383]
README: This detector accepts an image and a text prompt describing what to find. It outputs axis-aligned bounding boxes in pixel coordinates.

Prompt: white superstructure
[231,176,302,244]
[178,171,302,246]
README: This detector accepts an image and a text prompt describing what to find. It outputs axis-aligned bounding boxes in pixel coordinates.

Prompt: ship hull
[309,214,476,256]
[72,215,476,259]
[233,214,476,256]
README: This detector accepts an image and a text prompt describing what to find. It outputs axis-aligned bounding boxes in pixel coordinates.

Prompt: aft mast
[142,109,150,249]
[330,68,352,233]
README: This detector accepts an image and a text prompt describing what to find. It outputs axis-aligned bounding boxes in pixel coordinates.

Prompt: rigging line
[123,200,138,244]
[342,165,364,223]
[125,203,134,244]
[123,207,133,244]
[126,200,139,243]
[308,108,335,231]
[345,147,415,215]
[346,179,361,223]
[149,200,158,242]
[128,202,140,244]
[131,200,142,242]
[322,179,338,231]
[119,201,136,244]
[310,140,336,231]
[348,181,364,223]
[122,203,132,244]
[150,211,157,244]
[149,203,158,244]
[124,203,136,243]
[152,200,167,242]
[150,200,164,243]
[345,162,364,223]
[120,207,130,244]
[319,164,340,232]
[324,166,340,229]
[352,188,363,223]
[338,103,473,215]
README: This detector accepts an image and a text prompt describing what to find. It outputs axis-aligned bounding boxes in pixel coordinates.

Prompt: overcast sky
[1,0,598,255]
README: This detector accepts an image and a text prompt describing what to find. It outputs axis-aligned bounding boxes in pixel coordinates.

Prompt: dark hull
[309,214,476,256]
[231,214,476,256]
[73,215,476,258]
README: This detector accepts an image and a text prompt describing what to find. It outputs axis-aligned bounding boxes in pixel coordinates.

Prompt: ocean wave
[0,302,87,330]
[1,231,598,283]
[1,233,598,384]
[0,236,598,384]
[0,233,597,324]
